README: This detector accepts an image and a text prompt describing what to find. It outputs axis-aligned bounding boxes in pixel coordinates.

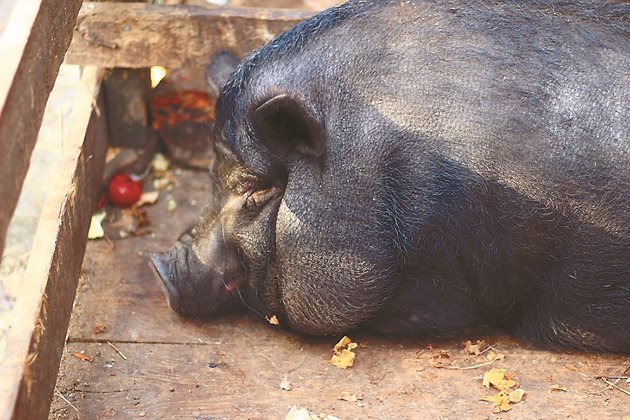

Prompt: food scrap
[150,152,174,191]
[480,368,526,413]
[549,384,567,392]
[87,211,106,240]
[136,190,160,207]
[485,350,505,361]
[338,391,363,402]
[429,350,451,368]
[151,153,170,175]
[279,374,292,391]
[483,368,518,390]
[285,406,339,420]
[93,324,107,334]
[71,351,94,362]
[285,407,315,420]
[166,195,177,212]
[330,336,358,369]
[464,340,484,355]
[266,315,280,325]
[153,177,171,190]
[130,206,151,236]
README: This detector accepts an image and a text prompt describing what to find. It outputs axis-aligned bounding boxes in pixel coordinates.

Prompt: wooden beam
[0,0,83,261]
[0,67,107,420]
[65,3,313,68]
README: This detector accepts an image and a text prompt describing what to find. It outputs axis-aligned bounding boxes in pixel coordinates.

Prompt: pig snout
[150,230,246,316]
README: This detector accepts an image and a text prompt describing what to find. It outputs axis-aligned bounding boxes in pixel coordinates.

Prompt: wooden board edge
[0,0,84,262]
[0,67,107,420]
[65,2,314,68]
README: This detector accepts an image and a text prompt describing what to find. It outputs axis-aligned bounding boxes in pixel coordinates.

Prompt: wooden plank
[0,0,83,261]
[50,167,630,418]
[52,340,630,418]
[0,68,107,420]
[65,3,313,68]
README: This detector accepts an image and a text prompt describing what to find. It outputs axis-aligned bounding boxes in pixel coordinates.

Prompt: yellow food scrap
[285,407,313,420]
[338,391,363,402]
[71,351,94,362]
[330,336,358,369]
[87,211,106,240]
[485,350,505,361]
[429,349,451,368]
[481,392,512,413]
[464,340,483,355]
[508,388,525,403]
[136,190,160,207]
[482,368,519,390]
[166,195,177,212]
[481,368,525,413]
[153,177,171,190]
[266,315,280,325]
[151,152,170,174]
[285,406,339,420]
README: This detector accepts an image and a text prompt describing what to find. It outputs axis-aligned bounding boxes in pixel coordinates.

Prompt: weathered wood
[51,168,630,419]
[52,340,630,418]
[0,0,83,262]
[103,68,151,148]
[65,3,313,68]
[0,68,107,420]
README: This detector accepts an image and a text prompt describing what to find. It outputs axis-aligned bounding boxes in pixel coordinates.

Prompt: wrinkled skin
[152,0,630,352]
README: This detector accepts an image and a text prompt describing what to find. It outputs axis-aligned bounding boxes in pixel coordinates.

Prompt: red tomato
[108,173,142,207]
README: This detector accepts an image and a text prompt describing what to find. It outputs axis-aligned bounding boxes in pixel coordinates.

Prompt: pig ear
[252,94,325,158]
[206,51,240,98]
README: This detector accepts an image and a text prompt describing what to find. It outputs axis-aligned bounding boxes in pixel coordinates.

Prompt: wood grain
[65,2,313,68]
[0,68,107,420]
[0,0,83,261]
[52,339,630,419]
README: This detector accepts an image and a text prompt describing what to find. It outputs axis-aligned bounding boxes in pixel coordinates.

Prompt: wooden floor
[51,168,629,419]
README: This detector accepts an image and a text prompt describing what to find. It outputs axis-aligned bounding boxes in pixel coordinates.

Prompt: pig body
[152,0,630,352]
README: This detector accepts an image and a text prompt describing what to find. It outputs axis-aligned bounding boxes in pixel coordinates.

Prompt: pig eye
[176,222,196,243]
[178,232,194,245]
[244,186,282,210]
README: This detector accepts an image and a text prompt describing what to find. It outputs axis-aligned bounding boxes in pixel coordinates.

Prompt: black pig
[152,0,630,352]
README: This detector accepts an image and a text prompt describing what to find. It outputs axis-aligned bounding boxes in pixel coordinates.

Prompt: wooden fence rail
[66,2,312,68]
[0,67,106,420]
[0,0,83,261]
